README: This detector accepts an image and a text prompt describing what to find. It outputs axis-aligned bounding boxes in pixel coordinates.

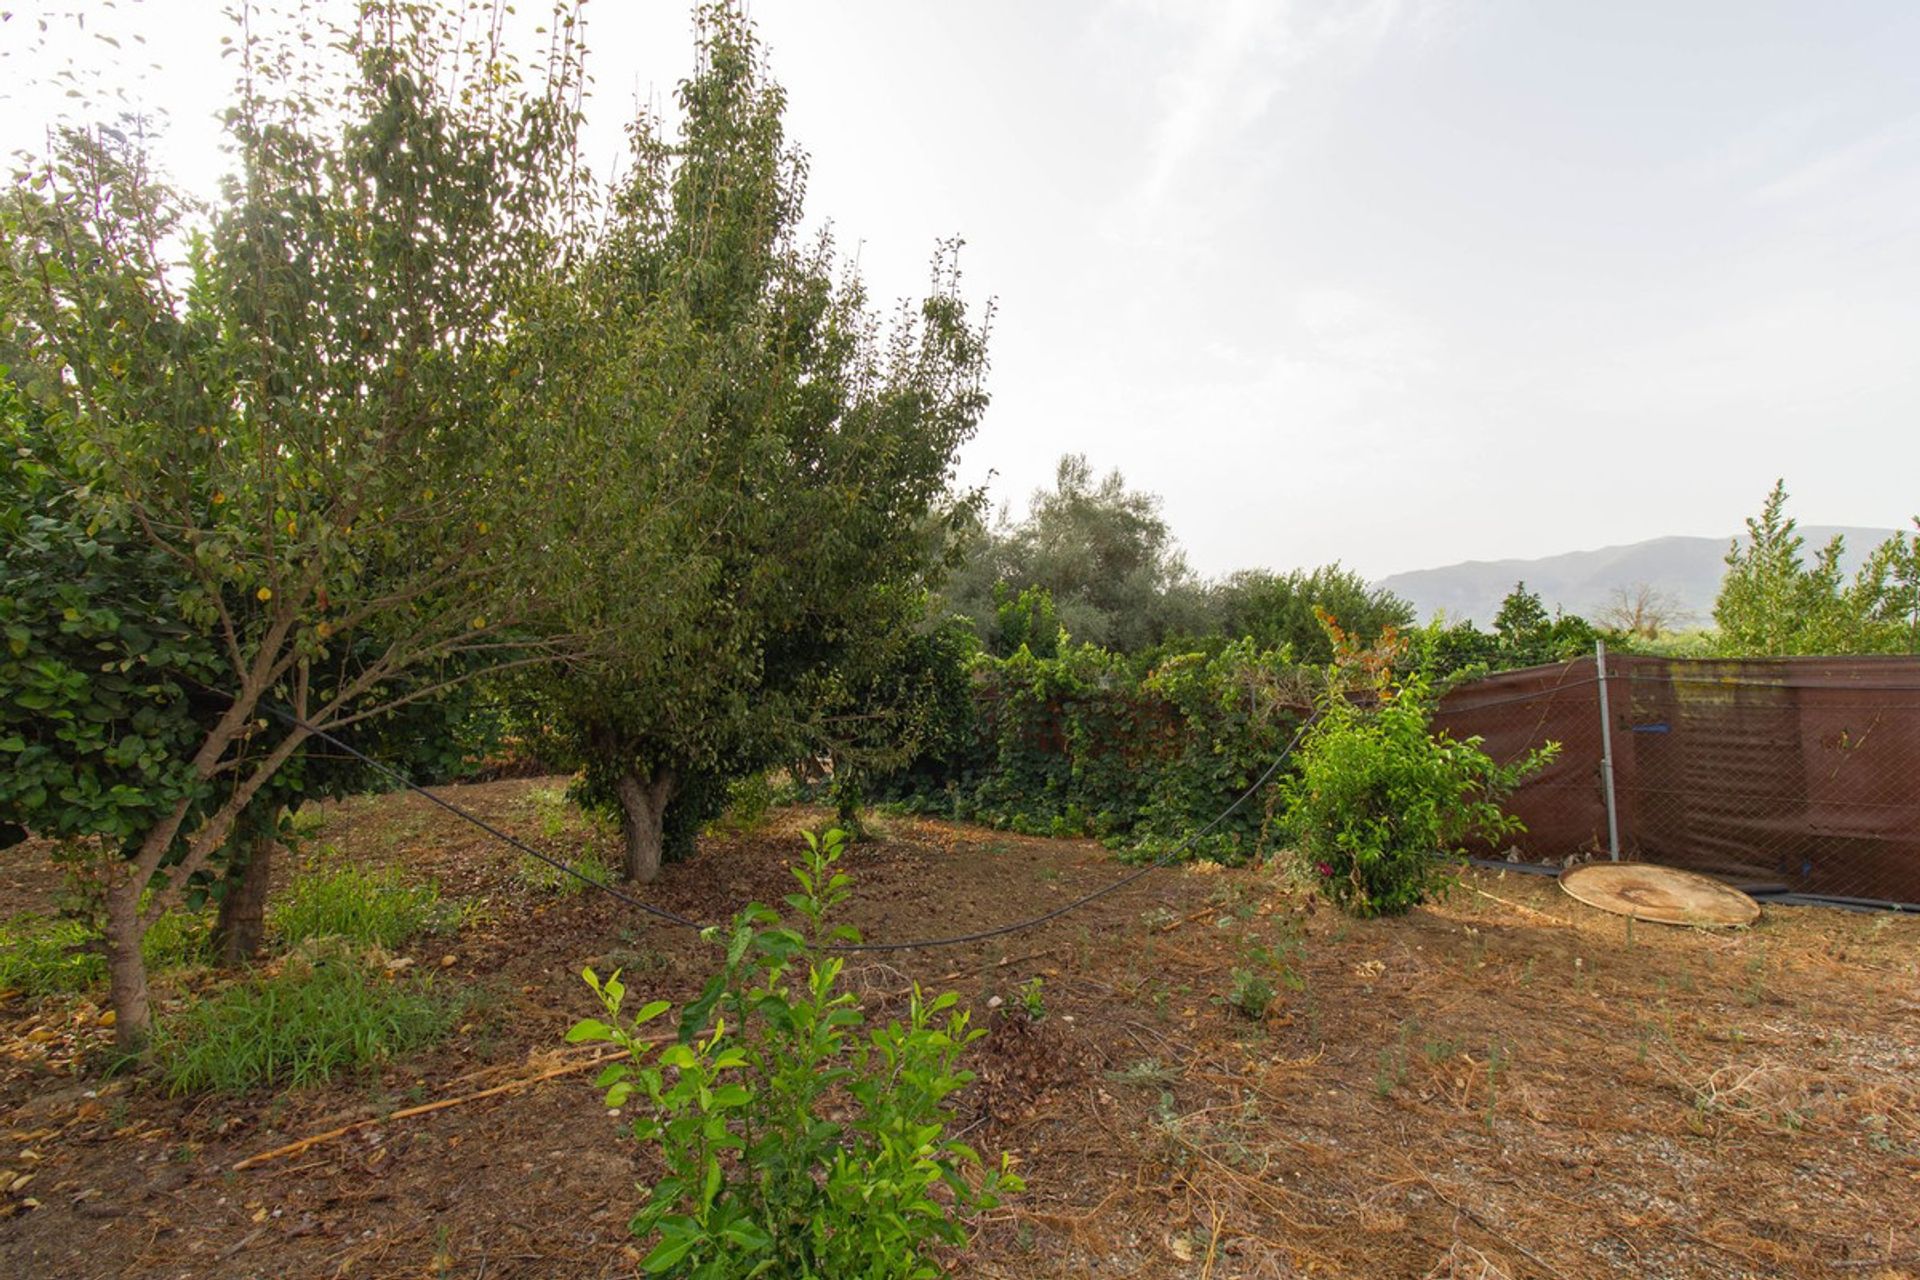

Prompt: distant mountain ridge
[1376,526,1899,628]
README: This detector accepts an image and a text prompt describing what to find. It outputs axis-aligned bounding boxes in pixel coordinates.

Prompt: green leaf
[565,1018,615,1043]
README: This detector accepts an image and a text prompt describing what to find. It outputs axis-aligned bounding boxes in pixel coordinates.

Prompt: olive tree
[0,1,597,1049]
[941,454,1202,654]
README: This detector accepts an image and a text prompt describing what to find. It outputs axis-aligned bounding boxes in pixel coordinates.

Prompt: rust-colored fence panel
[1436,655,1920,906]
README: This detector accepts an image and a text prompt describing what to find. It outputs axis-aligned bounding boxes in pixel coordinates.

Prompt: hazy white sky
[6,1,1917,580]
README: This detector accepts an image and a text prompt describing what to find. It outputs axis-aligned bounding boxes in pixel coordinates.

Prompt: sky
[4,0,1918,581]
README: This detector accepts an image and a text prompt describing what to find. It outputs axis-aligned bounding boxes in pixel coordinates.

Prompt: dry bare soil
[3,776,1919,1279]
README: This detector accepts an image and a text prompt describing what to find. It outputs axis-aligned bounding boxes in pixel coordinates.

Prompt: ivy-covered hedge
[881,640,1312,862]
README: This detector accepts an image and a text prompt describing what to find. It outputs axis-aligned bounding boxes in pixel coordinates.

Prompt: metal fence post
[1596,639,1621,861]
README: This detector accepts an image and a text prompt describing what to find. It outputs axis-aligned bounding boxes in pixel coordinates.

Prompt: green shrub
[0,908,211,998]
[153,949,457,1093]
[922,639,1307,863]
[703,771,777,837]
[271,864,455,949]
[1281,672,1556,917]
[1225,968,1276,1019]
[569,828,1021,1277]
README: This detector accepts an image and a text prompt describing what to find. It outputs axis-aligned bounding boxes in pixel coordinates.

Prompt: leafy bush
[153,947,457,1093]
[271,865,456,949]
[703,771,777,837]
[0,908,211,997]
[1225,968,1277,1019]
[1281,672,1556,917]
[569,828,1021,1277]
[894,639,1308,863]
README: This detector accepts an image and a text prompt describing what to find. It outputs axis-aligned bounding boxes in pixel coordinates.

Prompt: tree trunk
[103,883,152,1053]
[214,835,276,967]
[615,768,678,884]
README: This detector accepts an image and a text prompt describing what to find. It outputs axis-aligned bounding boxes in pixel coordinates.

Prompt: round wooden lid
[1558,862,1761,928]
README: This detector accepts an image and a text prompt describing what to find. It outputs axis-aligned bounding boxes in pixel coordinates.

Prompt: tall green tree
[521,5,990,882]
[1206,565,1413,664]
[1,1,594,1048]
[1714,481,1920,655]
[942,453,1203,653]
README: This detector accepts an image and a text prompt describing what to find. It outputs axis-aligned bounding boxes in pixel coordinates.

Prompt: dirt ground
[3,775,1919,1279]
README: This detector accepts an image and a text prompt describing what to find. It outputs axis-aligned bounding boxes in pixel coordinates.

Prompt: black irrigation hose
[259,702,1316,954]
[262,704,711,932]
[835,716,1315,954]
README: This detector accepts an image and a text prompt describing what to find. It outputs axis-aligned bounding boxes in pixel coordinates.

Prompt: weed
[153,950,459,1093]
[524,785,573,842]
[1224,968,1276,1019]
[1208,881,1255,922]
[1139,906,1176,930]
[1483,1039,1510,1132]
[1374,1045,1405,1098]
[1105,1058,1181,1088]
[1221,924,1305,1021]
[1862,1115,1908,1155]
[272,865,457,949]
[515,848,613,895]
[1017,976,1047,1022]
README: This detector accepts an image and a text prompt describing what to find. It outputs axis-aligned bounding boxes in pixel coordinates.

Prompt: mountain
[1376,527,1900,628]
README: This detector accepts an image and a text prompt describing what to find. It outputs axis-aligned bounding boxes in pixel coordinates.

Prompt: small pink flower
[1316,862,1333,877]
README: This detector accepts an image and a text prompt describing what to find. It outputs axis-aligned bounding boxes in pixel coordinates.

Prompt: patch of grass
[524,784,573,840]
[512,786,616,893]
[153,951,459,1094]
[514,848,612,895]
[272,865,457,949]
[0,909,212,998]
[0,917,101,995]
